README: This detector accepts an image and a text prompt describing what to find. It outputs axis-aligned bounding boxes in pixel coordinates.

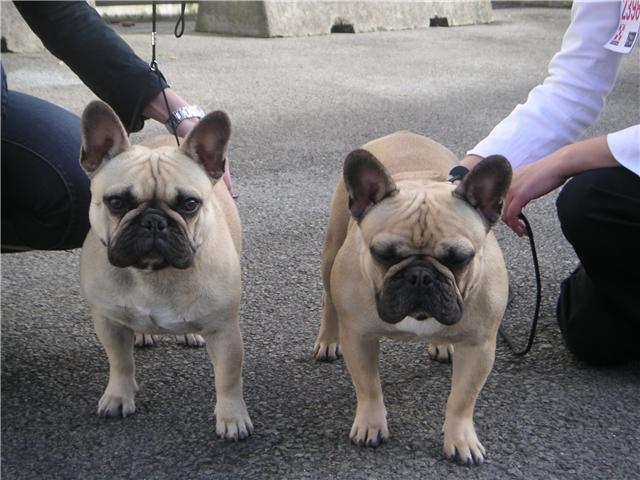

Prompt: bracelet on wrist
[165,105,205,133]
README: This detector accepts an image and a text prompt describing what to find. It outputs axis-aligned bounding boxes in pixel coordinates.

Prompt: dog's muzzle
[108,209,195,270]
[375,259,463,326]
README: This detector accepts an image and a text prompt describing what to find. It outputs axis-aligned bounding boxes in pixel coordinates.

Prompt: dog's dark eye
[442,249,474,269]
[180,198,201,214]
[370,246,398,265]
[107,196,126,213]
[104,190,136,215]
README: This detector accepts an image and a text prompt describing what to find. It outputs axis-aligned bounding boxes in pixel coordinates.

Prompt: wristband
[165,105,205,132]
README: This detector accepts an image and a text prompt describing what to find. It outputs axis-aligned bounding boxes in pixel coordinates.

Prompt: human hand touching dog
[461,135,618,237]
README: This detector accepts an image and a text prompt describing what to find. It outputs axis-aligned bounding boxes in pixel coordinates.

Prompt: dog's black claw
[450,446,459,462]
[100,404,123,418]
[352,436,366,448]
[367,433,382,448]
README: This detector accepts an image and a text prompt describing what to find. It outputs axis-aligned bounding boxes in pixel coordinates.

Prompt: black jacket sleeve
[14,1,169,132]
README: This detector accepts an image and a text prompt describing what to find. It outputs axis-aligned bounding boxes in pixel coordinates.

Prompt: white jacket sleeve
[607,125,640,175]
[469,1,628,170]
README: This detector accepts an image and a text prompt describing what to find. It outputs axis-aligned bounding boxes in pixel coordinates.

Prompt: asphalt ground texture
[2,7,639,480]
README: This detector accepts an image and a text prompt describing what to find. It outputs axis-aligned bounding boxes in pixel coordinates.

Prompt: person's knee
[1,90,90,250]
[1,146,90,250]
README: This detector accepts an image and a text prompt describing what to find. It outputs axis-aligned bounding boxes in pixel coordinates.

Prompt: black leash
[449,166,542,356]
[174,2,187,38]
[498,212,542,356]
[128,1,187,146]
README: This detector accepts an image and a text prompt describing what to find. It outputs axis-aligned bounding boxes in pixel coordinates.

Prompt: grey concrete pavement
[2,7,639,479]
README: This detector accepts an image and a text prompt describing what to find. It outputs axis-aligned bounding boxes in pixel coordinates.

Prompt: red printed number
[622,0,640,21]
[613,23,626,43]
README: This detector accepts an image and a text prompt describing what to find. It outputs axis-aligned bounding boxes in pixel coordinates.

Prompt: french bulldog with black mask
[79,101,252,441]
[314,131,511,464]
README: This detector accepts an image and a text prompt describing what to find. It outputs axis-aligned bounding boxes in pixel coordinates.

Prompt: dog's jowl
[314,131,511,464]
[79,101,252,441]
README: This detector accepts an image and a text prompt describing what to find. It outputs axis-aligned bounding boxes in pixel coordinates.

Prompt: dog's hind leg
[314,181,350,362]
[428,343,454,363]
[178,334,206,347]
[134,332,158,347]
[314,291,342,361]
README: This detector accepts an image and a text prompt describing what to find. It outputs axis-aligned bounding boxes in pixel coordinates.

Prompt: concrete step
[196,1,493,38]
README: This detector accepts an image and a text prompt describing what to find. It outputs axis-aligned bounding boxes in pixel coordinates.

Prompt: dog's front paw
[98,377,138,418]
[428,343,454,363]
[443,417,486,465]
[215,399,254,441]
[349,406,389,448]
[313,339,341,362]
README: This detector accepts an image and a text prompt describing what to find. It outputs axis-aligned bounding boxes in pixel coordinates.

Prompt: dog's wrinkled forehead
[91,145,210,202]
[360,184,487,253]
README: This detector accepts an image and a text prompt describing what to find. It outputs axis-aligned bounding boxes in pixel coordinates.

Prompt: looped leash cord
[498,212,542,356]
[175,2,187,38]
[127,1,184,145]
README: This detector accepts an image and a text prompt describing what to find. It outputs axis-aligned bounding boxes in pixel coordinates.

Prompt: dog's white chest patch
[128,305,195,333]
[102,300,204,335]
[391,317,443,337]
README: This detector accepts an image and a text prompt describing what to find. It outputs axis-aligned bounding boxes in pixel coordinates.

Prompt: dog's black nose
[140,213,168,233]
[405,266,433,287]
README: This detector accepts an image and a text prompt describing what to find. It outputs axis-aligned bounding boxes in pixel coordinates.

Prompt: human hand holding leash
[462,135,618,237]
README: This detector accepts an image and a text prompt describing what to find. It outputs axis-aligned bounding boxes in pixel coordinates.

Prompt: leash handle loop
[175,2,187,38]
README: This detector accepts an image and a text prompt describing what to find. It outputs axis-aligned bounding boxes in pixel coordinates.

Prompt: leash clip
[447,165,469,183]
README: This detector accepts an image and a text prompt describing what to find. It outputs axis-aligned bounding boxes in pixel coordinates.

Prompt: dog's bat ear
[453,155,512,226]
[181,110,231,180]
[344,149,398,220]
[79,101,130,176]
